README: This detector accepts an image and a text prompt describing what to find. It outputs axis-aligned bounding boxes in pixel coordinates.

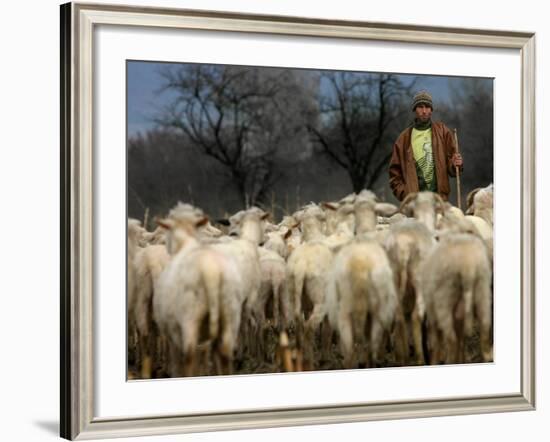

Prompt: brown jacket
[389,121,460,201]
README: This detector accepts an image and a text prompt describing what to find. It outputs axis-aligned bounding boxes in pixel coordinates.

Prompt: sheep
[377,191,448,365]
[383,219,436,365]
[212,207,265,360]
[258,248,289,330]
[465,215,493,264]
[278,213,303,257]
[286,204,334,368]
[248,247,290,360]
[154,214,243,377]
[419,233,493,364]
[287,193,398,368]
[392,193,493,365]
[437,206,493,263]
[127,219,142,307]
[131,243,170,377]
[325,238,399,369]
[127,219,142,371]
[284,226,302,258]
[387,213,408,225]
[295,204,326,242]
[128,218,172,378]
[466,184,493,225]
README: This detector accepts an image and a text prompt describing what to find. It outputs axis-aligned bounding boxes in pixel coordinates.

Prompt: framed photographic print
[60,2,535,440]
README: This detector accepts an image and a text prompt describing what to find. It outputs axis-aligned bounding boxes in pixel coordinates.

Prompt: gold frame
[60,2,536,439]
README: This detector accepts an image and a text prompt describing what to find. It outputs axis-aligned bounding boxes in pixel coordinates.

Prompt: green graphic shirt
[411,127,437,192]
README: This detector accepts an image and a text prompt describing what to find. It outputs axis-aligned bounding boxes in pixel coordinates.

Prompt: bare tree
[155,64,314,207]
[308,72,415,193]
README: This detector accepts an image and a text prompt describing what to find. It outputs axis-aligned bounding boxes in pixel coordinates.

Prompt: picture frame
[60,2,536,440]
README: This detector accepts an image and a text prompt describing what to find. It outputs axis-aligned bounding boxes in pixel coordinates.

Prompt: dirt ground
[128,323,488,380]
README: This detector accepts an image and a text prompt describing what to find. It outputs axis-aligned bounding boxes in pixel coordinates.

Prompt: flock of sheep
[127,184,494,379]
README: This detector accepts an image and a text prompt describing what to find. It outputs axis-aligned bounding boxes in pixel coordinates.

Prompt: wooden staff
[453,128,462,210]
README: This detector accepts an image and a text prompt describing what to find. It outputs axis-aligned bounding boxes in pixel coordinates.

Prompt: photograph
[60,3,535,439]
[126,60,494,379]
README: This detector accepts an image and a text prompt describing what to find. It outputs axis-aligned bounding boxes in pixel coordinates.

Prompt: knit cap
[411,90,433,110]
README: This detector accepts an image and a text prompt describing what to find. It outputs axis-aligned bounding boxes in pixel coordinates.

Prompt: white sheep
[326,238,399,368]
[466,184,494,225]
[419,233,493,364]
[383,219,436,365]
[437,206,493,263]
[127,219,142,309]
[127,219,142,371]
[248,247,290,360]
[131,243,170,377]
[212,207,265,360]
[286,204,333,368]
[154,212,243,376]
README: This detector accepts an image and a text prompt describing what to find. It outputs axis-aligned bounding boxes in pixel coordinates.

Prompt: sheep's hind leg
[338,313,355,369]
[411,306,425,365]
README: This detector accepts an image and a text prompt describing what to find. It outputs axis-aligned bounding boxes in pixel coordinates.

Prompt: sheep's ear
[291,221,300,230]
[261,212,271,221]
[195,217,209,228]
[375,202,399,217]
[399,192,417,216]
[322,202,338,211]
[466,187,481,210]
[155,217,173,230]
[216,218,230,226]
[283,229,292,240]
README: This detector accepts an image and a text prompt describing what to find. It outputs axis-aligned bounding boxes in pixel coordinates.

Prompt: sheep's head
[353,191,398,234]
[476,186,493,208]
[168,202,204,222]
[225,207,268,244]
[300,203,325,222]
[294,204,325,239]
[156,216,208,255]
[466,185,494,222]
[400,191,444,231]
[465,187,482,215]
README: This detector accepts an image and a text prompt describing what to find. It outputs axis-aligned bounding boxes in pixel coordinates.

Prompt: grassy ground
[128,322,488,379]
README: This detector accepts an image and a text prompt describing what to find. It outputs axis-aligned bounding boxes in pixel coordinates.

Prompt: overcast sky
[127,60,491,138]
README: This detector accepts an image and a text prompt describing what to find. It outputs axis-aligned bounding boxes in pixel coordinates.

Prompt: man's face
[415,103,432,122]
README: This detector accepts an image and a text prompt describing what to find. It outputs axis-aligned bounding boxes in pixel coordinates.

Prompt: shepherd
[388,90,463,202]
